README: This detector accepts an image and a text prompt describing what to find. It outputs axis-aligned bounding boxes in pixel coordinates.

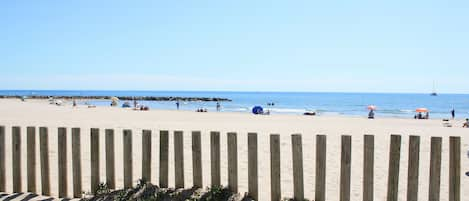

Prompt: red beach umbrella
[367,105,377,110]
[416,108,428,113]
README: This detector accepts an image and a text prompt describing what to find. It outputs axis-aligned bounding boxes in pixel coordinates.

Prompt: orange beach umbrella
[416,108,428,113]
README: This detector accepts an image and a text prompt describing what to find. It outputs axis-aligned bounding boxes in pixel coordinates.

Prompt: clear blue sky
[1,0,468,93]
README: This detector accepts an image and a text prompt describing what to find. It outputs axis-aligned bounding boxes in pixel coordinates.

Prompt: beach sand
[0,99,468,201]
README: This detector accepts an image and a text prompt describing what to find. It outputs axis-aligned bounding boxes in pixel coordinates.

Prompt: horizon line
[0,89,468,95]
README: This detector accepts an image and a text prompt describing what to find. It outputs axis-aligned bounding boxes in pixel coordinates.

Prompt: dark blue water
[2,90,469,118]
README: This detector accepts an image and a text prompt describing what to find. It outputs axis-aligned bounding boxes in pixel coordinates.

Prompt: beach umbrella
[416,108,428,113]
[252,106,264,114]
[367,105,377,110]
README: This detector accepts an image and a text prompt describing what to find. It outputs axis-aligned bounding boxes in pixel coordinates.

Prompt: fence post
[0,126,4,192]
[91,128,100,193]
[27,126,36,193]
[340,135,352,201]
[270,134,281,201]
[210,131,221,187]
[386,135,401,201]
[12,126,21,193]
[429,137,442,201]
[105,129,115,189]
[58,127,68,198]
[192,131,203,188]
[123,129,133,189]
[142,130,152,183]
[248,133,258,201]
[363,135,374,201]
[227,132,238,193]
[174,131,184,189]
[72,128,82,198]
[39,127,51,195]
[159,130,169,188]
[315,135,327,201]
[292,134,304,201]
[407,136,420,201]
[449,136,460,201]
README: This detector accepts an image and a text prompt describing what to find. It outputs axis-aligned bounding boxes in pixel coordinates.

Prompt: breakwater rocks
[0,95,232,102]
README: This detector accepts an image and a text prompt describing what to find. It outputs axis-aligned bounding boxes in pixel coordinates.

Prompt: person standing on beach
[451,108,455,119]
[176,100,180,110]
[216,101,221,112]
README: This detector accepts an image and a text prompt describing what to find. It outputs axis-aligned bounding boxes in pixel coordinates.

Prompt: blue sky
[1,0,468,93]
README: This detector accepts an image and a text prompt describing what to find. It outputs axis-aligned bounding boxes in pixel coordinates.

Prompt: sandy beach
[0,99,468,201]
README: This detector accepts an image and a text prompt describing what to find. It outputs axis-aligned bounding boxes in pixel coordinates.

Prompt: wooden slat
[270,134,281,201]
[227,132,238,192]
[142,130,152,182]
[386,135,401,201]
[0,126,4,192]
[192,131,203,188]
[363,135,374,201]
[123,129,133,189]
[12,126,22,193]
[58,127,68,198]
[248,132,258,201]
[407,136,420,201]
[449,136,460,201]
[174,131,184,189]
[39,127,51,195]
[159,130,169,188]
[429,137,442,201]
[72,128,82,198]
[340,135,352,201]
[91,128,100,193]
[315,135,327,201]
[105,129,115,189]
[210,131,221,187]
[291,134,304,201]
[27,126,36,193]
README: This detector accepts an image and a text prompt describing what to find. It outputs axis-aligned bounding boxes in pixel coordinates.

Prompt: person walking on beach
[463,118,469,128]
[176,100,180,110]
[451,108,455,119]
[216,101,221,112]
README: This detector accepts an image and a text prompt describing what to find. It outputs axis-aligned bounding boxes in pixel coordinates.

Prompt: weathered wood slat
[123,129,133,189]
[192,131,203,188]
[227,132,238,192]
[12,126,22,193]
[248,133,258,201]
[363,135,374,201]
[142,130,152,182]
[407,136,420,201]
[159,130,169,188]
[174,131,184,189]
[210,131,221,187]
[449,136,460,201]
[105,129,115,189]
[72,128,82,198]
[91,128,100,193]
[291,134,304,201]
[0,126,4,192]
[39,127,51,195]
[429,137,442,201]
[270,134,281,201]
[27,127,36,193]
[58,127,68,198]
[386,135,401,201]
[315,135,327,201]
[340,135,352,201]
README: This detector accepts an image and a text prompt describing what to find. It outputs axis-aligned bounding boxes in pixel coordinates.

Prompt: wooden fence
[0,125,462,201]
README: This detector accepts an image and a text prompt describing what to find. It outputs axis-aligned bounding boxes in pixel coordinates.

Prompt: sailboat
[430,81,437,96]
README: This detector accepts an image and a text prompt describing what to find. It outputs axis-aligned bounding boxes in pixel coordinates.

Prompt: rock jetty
[0,95,232,102]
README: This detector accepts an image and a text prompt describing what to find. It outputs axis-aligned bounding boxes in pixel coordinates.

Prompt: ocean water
[1,90,469,119]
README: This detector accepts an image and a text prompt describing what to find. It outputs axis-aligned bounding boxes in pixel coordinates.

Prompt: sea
[1,90,469,119]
